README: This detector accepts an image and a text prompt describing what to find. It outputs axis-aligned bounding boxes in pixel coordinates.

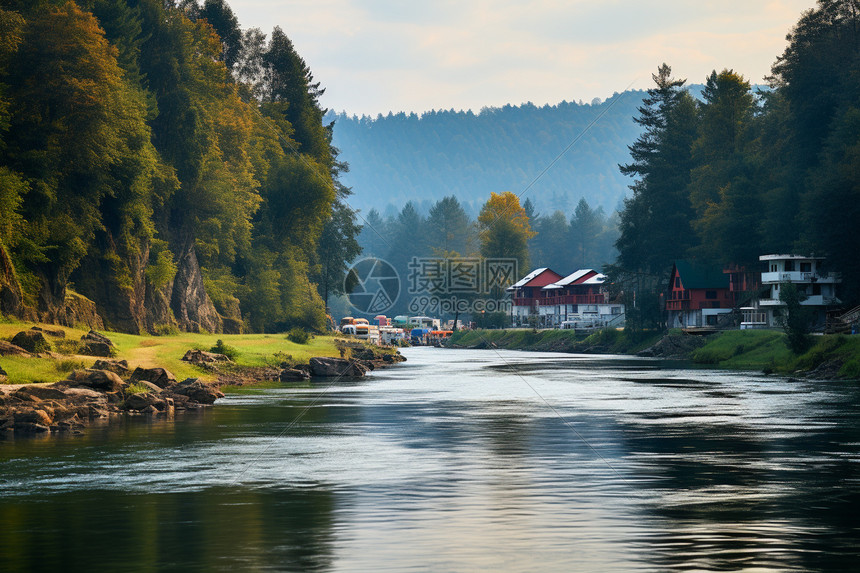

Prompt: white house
[740,254,841,330]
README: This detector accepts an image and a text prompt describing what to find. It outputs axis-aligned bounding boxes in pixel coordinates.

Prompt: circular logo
[344,257,400,314]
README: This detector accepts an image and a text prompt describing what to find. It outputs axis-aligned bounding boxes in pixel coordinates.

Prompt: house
[540,269,625,328]
[740,254,841,330]
[666,260,733,328]
[507,268,564,327]
[507,268,625,328]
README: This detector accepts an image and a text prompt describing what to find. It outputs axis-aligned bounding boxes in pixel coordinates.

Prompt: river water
[1,347,859,572]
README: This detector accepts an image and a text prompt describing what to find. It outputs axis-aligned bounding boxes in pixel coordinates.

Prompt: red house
[666,260,733,328]
[507,268,563,326]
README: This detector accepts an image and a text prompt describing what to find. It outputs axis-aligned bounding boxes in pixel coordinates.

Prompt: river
[1,347,859,572]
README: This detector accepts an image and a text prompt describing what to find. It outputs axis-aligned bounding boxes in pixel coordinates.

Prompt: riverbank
[0,320,404,435]
[449,328,860,380]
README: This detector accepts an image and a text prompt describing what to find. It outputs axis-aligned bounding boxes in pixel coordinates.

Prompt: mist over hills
[327,90,650,217]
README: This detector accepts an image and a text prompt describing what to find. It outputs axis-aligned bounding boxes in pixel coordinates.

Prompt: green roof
[673,260,729,289]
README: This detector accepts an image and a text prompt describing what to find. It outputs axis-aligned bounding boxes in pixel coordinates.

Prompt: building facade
[741,254,841,330]
[666,261,733,328]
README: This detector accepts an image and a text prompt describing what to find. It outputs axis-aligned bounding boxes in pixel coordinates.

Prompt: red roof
[517,268,563,288]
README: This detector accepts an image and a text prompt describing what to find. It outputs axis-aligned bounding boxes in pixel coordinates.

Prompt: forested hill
[327,94,647,216]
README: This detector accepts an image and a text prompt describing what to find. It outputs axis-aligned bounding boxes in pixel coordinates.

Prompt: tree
[688,69,760,266]
[313,199,362,309]
[616,64,698,276]
[426,195,474,255]
[198,0,242,70]
[776,282,813,354]
[477,192,535,271]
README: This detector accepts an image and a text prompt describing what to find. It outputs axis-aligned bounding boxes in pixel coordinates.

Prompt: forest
[327,95,646,217]
[0,0,361,334]
[613,0,860,324]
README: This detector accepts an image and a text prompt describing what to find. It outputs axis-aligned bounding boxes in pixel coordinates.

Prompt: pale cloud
[227,0,815,115]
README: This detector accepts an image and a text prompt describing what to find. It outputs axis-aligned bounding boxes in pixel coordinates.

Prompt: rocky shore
[1,330,406,436]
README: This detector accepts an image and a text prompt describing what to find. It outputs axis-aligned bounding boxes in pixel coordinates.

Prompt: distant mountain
[327,91,649,217]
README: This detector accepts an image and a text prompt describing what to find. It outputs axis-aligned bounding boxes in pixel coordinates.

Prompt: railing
[539,294,606,306]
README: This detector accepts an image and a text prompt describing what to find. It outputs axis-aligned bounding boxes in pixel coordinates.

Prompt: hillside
[328,92,648,216]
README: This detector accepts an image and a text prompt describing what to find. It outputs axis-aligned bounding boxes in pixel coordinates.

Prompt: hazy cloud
[227,0,813,114]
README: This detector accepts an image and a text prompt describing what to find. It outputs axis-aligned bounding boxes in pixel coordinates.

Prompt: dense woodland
[0,0,360,333]
[0,0,857,333]
[327,95,645,217]
[613,0,860,324]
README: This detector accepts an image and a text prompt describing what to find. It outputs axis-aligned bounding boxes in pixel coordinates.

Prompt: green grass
[0,321,341,385]
[690,330,860,378]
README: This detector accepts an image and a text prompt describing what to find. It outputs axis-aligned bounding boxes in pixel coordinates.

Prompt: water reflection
[1,347,858,572]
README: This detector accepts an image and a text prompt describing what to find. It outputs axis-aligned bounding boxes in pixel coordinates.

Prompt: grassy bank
[690,330,860,378]
[449,328,663,355]
[0,320,341,385]
[451,327,860,379]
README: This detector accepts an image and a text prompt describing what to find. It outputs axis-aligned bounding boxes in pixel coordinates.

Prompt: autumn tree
[478,192,535,272]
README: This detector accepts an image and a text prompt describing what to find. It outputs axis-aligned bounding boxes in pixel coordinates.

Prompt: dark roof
[673,260,729,289]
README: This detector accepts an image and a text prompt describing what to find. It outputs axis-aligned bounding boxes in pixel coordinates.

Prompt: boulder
[0,340,30,357]
[81,330,114,347]
[170,378,224,405]
[279,368,310,382]
[181,349,230,364]
[0,363,6,382]
[65,369,124,392]
[128,380,162,394]
[14,409,54,427]
[125,392,157,411]
[10,330,52,354]
[129,367,176,389]
[13,385,68,401]
[61,387,106,403]
[92,359,129,376]
[79,341,113,357]
[308,357,367,378]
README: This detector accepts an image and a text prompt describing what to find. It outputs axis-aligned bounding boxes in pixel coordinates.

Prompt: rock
[79,341,113,357]
[182,349,230,364]
[125,392,157,411]
[128,380,162,394]
[61,387,106,403]
[30,325,65,338]
[0,340,30,357]
[81,330,114,347]
[10,330,52,353]
[14,409,54,426]
[308,357,367,377]
[129,367,176,389]
[92,359,129,376]
[13,385,68,401]
[65,369,124,392]
[13,422,50,433]
[221,317,243,334]
[279,368,310,382]
[170,378,224,405]
[142,405,158,415]
[0,363,6,382]
[170,241,222,333]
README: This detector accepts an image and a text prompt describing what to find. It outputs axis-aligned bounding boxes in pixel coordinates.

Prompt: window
[706,290,717,299]
[801,262,811,273]
[706,315,717,325]
[785,260,795,271]
[675,277,680,288]
[813,284,822,295]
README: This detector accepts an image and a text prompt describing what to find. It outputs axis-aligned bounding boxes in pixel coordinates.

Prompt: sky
[225,0,815,116]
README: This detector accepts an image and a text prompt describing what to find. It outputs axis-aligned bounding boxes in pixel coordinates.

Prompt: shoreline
[0,322,405,437]
[448,328,860,380]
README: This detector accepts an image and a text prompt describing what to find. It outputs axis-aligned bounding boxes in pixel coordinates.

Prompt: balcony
[759,295,841,307]
[761,271,841,284]
[540,294,606,306]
